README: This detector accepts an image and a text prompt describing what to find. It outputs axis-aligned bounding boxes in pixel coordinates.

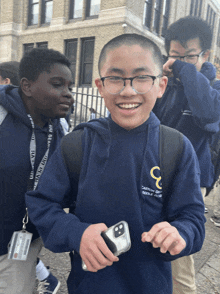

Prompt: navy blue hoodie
[26,114,205,294]
[153,61,220,188]
[0,85,65,256]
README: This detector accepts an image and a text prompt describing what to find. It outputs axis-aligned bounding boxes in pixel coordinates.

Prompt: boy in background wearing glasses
[153,16,220,294]
[26,34,205,294]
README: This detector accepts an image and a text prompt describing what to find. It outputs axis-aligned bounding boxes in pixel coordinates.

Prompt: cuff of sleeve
[68,220,91,253]
[172,60,188,78]
[170,221,191,253]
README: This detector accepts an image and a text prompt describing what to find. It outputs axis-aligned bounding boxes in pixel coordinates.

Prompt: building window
[37,42,48,48]
[65,39,78,84]
[143,0,170,37]
[190,0,203,17]
[217,20,220,48]
[162,0,170,36]
[23,43,35,54]
[153,0,162,34]
[28,0,53,26]
[69,0,83,19]
[206,5,216,33]
[28,0,39,26]
[86,0,100,18]
[41,0,53,24]
[80,38,95,86]
[143,0,152,29]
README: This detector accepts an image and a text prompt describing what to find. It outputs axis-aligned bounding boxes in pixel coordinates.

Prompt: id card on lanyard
[8,115,53,261]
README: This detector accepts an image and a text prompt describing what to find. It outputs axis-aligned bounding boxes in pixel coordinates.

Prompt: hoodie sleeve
[25,144,90,254]
[172,60,220,132]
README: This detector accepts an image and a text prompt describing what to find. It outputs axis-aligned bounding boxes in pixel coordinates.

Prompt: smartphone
[82,221,131,270]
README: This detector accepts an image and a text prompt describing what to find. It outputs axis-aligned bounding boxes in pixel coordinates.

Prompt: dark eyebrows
[49,76,73,85]
[105,66,152,76]
[106,67,125,75]
[170,48,198,55]
[132,67,151,74]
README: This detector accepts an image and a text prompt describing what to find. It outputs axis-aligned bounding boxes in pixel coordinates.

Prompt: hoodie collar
[0,85,61,131]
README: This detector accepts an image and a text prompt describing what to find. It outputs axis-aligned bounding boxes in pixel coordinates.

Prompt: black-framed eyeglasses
[168,51,205,65]
[100,75,162,95]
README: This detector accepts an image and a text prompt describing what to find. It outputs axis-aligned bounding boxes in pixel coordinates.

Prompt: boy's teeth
[120,104,138,109]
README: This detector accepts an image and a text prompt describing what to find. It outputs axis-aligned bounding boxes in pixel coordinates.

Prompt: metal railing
[70,87,108,129]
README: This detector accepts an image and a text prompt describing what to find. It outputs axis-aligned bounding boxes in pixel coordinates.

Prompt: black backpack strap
[60,129,84,210]
[61,129,84,180]
[159,125,184,199]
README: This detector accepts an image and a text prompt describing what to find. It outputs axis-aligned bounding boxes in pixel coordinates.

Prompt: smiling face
[22,63,74,126]
[169,38,209,72]
[95,44,167,130]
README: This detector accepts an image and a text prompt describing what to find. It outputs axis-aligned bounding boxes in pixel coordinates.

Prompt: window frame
[85,0,100,19]
[79,37,95,86]
[23,43,35,55]
[69,0,83,19]
[28,0,40,26]
[65,39,78,85]
[143,0,152,29]
[41,0,53,24]
[36,42,48,48]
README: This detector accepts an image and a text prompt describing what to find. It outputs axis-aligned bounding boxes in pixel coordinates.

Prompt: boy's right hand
[163,58,176,77]
[79,223,119,272]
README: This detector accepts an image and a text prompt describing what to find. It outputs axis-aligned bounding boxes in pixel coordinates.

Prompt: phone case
[82,221,131,270]
[101,221,131,256]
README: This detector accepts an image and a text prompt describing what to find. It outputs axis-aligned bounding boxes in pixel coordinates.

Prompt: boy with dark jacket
[0,61,20,86]
[0,48,74,294]
[26,34,205,294]
[153,16,220,294]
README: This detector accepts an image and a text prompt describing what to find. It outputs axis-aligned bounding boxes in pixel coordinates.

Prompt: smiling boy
[0,48,74,294]
[153,16,220,294]
[26,34,205,294]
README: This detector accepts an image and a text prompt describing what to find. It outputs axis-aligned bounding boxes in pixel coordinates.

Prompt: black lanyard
[27,114,53,191]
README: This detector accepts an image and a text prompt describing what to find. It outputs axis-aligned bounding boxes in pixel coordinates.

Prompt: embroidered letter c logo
[150,166,162,190]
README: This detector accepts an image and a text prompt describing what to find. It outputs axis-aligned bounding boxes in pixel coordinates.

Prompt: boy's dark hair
[0,61,20,86]
[19,48,71,81]
[165,16,213,54]
[98,33,164,75]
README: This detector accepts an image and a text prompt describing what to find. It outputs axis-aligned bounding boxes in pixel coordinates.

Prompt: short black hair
[98,33,163,75]
[0,61,20,86]
[19,48,71,81]
[165,16,212,54]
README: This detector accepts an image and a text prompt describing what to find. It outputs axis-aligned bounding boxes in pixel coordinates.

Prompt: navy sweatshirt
[26,114,205,294]
[0,85,65,256]
[153,61,220,188]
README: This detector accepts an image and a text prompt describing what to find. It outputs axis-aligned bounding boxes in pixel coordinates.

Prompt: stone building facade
[1,0,220,86]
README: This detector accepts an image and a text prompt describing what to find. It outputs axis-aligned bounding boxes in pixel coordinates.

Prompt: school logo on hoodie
[141,166,162,198]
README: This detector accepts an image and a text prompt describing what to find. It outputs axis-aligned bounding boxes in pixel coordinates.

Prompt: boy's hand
[79,223,119,272]
[141,221,186,255]
[163,58,176,77]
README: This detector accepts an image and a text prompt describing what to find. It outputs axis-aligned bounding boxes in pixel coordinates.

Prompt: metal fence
[70,87,108,130]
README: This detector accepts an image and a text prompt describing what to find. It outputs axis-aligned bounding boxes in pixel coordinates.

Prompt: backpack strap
[159,125,184,199]
[61,129,84,180]
[0,105,8,125]
[60,129,83,210]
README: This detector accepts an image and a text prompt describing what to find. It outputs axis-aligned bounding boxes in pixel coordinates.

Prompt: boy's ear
[203,49,210,61]
[3,78,11,85]
[95,78,104,97]
[20,78,32,97]
[157,76,168,99]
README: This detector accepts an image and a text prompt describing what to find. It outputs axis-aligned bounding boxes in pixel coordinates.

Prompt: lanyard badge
[8,209,32,261]
[8,115,53,261]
